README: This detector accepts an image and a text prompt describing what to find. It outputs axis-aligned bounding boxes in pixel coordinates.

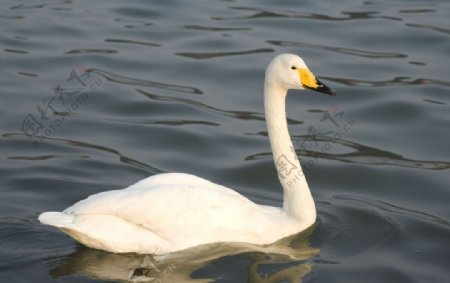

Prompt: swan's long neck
[264,82,316,224]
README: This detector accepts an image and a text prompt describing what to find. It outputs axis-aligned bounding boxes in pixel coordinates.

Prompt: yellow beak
[298,68,336,96]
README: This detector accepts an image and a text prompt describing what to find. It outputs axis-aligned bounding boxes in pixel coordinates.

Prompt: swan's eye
[291,66,297,70]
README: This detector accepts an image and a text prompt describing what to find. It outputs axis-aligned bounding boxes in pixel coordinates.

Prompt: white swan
[39,54,336,254]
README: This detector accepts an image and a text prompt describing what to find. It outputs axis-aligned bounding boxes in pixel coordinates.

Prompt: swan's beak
[298,69,336,96]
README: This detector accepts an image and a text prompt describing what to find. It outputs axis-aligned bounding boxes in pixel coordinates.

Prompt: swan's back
[39,173,294,254]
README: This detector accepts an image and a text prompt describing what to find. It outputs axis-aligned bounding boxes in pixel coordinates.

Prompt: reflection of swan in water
[49,228,319,283]
[39,54,335,254]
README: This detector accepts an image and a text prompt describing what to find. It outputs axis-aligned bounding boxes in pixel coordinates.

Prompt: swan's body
[39,54,335,254]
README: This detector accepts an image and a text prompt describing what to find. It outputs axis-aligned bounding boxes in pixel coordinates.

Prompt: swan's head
[265,54,336,96]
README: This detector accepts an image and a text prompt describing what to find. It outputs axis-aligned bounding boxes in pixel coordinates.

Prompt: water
[1,0,449,282]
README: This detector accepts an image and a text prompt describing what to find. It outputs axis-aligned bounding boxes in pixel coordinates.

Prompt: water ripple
[2,133,163,174]
[183,24,251,32]
[176,48,274,60]
[65,48,118,54]
[0,14,24,20]
[104,38,161,47]
[136,89,302,124]
[113,17,153,29]
[4,48,28,54]
[316,199,399,259]
[17,71,38,77]
[136,89,263,121]
[245,135,450,171]
[267,40,407,59]
[8,154,90,161]
[423,99,447,106]
[90,68,203,95]
[405,22,450,35]
[9,0,72,10]
[322,76,450,88]
[333,195,450,227]
[213,6,402,21]
[53,110,220,127]
[398,9,436,14]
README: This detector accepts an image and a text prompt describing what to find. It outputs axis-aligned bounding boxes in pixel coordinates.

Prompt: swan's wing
[63,173,270,244]
[64,173,245,215]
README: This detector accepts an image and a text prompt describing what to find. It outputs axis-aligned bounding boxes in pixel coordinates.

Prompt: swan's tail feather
[38,212,74,228]
[38,212,108,251]
[39,212,169,253]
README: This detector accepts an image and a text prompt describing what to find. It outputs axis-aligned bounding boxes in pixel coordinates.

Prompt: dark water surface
[1,0,449,282]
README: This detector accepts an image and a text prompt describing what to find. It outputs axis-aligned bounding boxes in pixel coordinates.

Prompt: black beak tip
[316,84,336,96]
[315,79,336,96]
